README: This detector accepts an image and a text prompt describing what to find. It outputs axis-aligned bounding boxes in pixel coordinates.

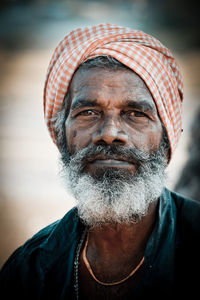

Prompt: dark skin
[65,67,163,299]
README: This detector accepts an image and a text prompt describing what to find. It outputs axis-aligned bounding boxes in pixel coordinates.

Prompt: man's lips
[86,155,136,169]
[90,159,133,167]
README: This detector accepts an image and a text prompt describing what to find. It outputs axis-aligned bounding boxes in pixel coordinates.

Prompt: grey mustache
[70,145,151,168]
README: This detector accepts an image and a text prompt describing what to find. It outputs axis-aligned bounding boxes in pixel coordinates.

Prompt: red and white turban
[44,23,183,156]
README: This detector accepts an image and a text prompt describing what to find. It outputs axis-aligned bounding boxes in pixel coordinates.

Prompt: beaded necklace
[74,228,88,300]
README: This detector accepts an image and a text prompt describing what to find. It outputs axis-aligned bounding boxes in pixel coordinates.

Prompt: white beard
[60,145,167,227]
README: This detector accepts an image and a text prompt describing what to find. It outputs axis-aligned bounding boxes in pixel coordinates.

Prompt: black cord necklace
[74,228,88,300]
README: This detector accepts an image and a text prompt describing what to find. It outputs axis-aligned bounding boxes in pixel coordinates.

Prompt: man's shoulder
[0,207,81,298]
[1,206,79,271]
[19,206,78,249]
[164,189,200,290]
[168,188,200,220]
[165,188,200,239]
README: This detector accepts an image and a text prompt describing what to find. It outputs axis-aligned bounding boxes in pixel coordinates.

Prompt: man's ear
[50,107,66,154]
[161,123,171,164]
[165,148,171,165]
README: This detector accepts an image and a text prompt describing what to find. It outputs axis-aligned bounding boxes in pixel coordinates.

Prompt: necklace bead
[74,228,88,300]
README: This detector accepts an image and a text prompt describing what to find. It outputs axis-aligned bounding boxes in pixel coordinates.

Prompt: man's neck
[83,200,159,282]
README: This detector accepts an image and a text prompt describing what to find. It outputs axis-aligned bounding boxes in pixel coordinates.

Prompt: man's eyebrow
[71,98,98,111]
[70,98,156,112]
[125,99,156,112]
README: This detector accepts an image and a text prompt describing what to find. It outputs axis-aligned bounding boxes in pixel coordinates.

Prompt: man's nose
[92,117,128,146]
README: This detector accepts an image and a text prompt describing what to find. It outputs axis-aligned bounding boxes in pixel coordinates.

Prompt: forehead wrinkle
[69,67,157,112]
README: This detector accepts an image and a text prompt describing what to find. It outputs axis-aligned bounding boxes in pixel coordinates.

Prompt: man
[1,23,200,299]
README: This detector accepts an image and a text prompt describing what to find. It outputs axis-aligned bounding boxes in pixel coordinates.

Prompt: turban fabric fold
[44,23,183,156]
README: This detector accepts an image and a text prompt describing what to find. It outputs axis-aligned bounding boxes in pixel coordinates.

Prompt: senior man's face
[63,67,167,226]
[66,68,162,169]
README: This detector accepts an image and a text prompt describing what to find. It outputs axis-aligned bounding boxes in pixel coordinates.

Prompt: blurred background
[0,0,199,267]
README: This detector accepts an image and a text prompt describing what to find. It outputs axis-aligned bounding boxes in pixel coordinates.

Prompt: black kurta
[1,188,200,299]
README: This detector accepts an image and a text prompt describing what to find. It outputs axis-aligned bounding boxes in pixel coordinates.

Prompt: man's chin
[84,165,137,182]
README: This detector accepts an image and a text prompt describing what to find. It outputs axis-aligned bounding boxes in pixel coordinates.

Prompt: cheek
[144,126,163,151]
[65,123,92,154]
[127,125,162,151]
[128,134,148,150]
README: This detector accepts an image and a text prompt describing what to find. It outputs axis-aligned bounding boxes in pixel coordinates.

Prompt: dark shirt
[0,188,200,299]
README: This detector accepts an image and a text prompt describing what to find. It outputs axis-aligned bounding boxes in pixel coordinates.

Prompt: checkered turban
[44,23,183,156]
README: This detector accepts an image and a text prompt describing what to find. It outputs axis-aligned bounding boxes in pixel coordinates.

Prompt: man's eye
[78,110,99,116]
[127,111,146,118]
